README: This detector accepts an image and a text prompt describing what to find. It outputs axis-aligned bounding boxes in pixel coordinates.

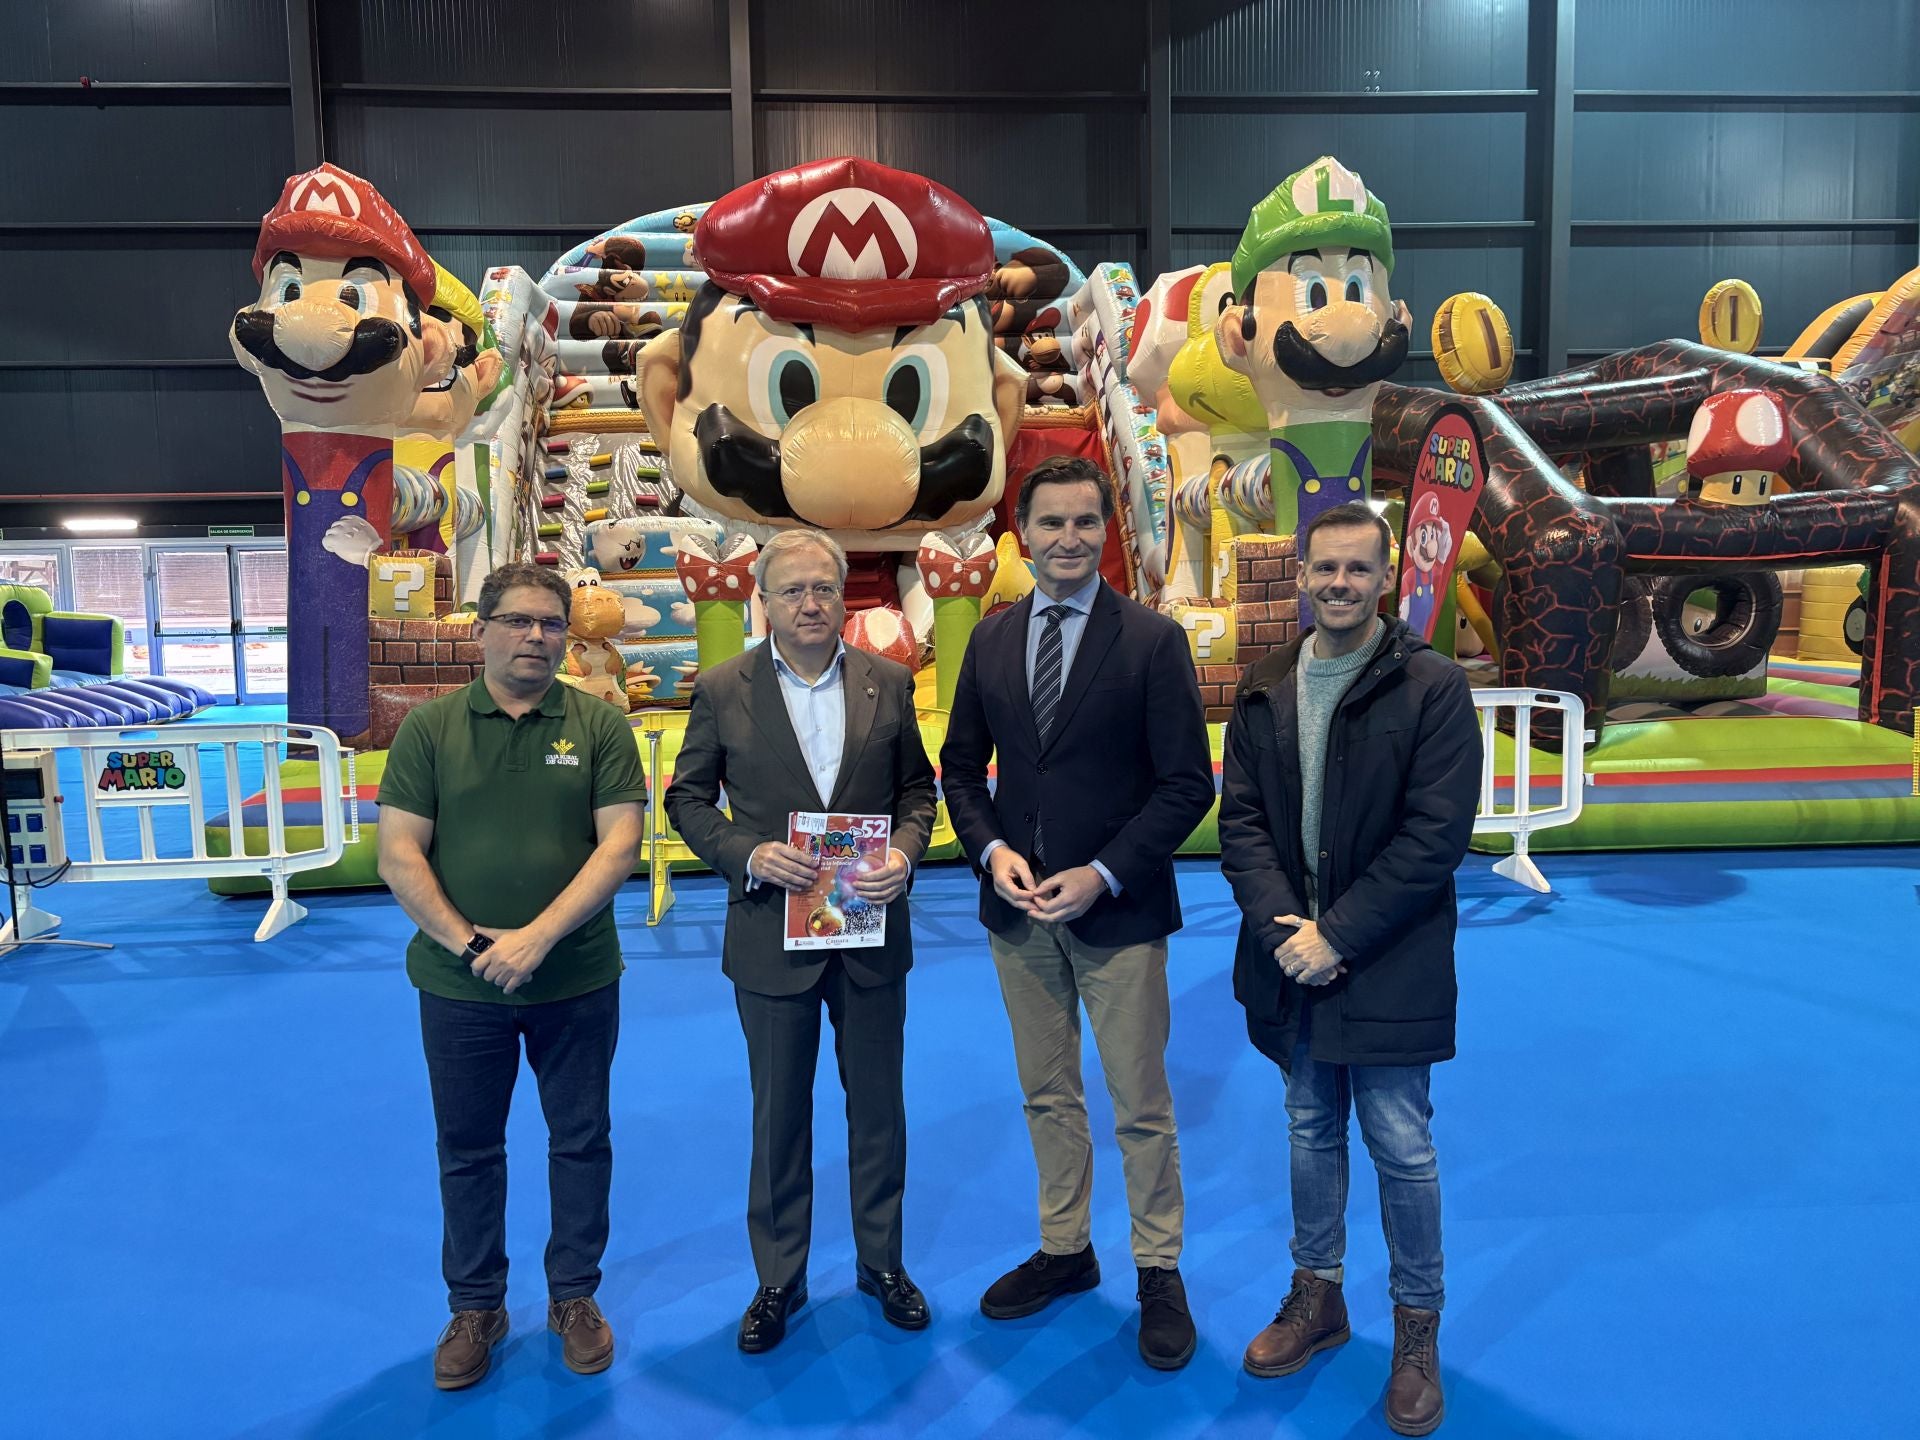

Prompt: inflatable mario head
[1683,389,1791,505]
[231,163,445,430]
[635,157,1026,548]
[1406,489,1452,570]
[1216,156,1411,423]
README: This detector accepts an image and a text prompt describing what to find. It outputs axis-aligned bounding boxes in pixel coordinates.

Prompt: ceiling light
[62,516,139,533]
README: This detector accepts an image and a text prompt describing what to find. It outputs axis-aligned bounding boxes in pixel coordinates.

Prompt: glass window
[236,548,288,630]
[160,640,237,698]
[0,551,62,598]
[240,636,288,699]
[70,545,150,675]
[154,549,233,632]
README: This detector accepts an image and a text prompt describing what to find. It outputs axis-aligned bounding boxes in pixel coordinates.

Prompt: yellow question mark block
[369,553,438,620]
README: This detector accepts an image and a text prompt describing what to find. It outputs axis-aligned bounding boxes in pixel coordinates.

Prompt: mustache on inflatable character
[232,307,411,383]
[693,404,997,529]
[1261,310,1411,393]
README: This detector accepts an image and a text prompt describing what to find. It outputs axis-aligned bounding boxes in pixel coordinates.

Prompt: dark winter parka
[1218,617,1483,1069]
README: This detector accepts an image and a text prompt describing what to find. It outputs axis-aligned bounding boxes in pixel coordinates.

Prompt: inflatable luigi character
[1215,156,1412,539]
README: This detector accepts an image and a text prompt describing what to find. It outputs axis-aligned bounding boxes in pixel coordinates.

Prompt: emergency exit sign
[207,525,256,537]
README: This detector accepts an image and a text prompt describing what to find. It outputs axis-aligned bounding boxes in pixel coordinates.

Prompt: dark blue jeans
[418,982,619,1313]
[1283,1009,1445,1312]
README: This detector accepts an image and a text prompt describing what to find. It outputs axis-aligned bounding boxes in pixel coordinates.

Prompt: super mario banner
[1396,403,1487,643]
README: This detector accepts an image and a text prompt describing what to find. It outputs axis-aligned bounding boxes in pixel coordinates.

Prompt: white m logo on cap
[290,173,363,220]
[787,188,918,280]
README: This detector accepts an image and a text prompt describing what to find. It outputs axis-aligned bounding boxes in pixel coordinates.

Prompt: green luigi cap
[1231,155,1395,300]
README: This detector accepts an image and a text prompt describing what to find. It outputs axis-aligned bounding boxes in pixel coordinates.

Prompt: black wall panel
[0,101,294,223]
[319,0,729,88]
[0,0,286,83]
[755,0,1144,93]
[325,98,734,228]
[1171,0,1530,93]
[1173,110,1531,224]
[0,369,279,496]
[1575,0,1920,91]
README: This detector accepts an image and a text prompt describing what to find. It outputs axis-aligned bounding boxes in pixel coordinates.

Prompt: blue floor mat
[1,847,1916,1438]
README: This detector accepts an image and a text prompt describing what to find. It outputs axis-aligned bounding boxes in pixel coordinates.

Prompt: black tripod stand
[0,730,112,958]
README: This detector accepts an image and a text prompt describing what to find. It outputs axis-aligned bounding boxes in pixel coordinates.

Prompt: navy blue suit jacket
[940,582,1214,947]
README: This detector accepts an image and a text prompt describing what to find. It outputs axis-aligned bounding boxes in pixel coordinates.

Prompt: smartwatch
[462,932,494,958]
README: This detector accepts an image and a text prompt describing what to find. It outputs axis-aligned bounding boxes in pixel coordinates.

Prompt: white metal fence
[1470,688,1588,893]
[1,723,349,944]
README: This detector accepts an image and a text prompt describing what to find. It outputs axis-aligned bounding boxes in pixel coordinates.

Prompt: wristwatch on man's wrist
[461,932,494,958]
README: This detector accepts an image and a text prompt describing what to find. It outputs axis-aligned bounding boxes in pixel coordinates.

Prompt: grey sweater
[1296,617,1386,915]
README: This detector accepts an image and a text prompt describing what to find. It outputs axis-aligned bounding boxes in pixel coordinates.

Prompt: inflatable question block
[1171,600,1236,667]
[370,551,440,620]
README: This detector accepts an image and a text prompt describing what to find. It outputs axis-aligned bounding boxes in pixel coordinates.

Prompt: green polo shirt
[378,677,648,1005]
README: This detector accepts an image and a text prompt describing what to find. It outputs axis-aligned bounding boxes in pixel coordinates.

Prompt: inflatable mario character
[1682,389,1791,505]
[1216,156,1411,537]
[1397,489,1453,635]
[231,162,445,738]
[634,157,1026,654]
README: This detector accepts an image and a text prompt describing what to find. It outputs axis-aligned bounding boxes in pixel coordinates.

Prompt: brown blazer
[665,641,937,996]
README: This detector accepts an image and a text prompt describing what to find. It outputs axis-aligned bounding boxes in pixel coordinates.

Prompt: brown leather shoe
[1243,1268,1350,1378]
[1385,1305,1444,1436]
[549,1295,615,1375]
[433,1306,508,1390]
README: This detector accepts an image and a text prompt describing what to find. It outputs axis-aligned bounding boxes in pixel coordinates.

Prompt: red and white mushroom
[1684,389,1791,504]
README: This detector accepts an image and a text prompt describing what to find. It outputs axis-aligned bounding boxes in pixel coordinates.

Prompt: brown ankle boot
[1243,1267,1350,1377]
[1385,1304,1444,1435]
[433,1306,508,1390]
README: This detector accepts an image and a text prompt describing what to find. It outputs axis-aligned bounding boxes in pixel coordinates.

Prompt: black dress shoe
[980,1245,1101,1320]
[737,1282,807,1353]
[856,1262,931,1330]
[1137,1265,1197,1370]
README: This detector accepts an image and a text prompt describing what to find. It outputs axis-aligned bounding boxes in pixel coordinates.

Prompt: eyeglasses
[767,583,844,607]
[483,613,567,636]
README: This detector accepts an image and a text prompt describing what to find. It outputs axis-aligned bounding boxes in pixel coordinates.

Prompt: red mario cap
[1685,389,1792,477]
[251,163,436,309]
[1410,489,1444,526]
[695,157,995,331]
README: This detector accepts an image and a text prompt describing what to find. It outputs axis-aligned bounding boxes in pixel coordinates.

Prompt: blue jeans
[1283,1012,1445,1312]
[418,982,620,1312]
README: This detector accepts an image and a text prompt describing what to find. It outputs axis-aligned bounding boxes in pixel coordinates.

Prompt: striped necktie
[1031,604,1070,867]
[1032,604,1071,743]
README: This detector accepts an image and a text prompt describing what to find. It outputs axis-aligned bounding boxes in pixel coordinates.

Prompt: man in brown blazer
[665,529,938,1354]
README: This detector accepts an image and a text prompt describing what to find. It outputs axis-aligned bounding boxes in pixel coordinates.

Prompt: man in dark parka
[1218,501,1482,1437]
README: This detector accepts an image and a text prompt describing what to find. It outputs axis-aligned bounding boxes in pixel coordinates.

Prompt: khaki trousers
[989,917,1183,1268]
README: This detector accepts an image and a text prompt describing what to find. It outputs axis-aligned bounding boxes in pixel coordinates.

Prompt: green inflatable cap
[1231,155,1395,300]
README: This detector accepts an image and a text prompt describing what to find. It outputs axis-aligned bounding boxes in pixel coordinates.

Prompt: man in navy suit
[941,455,1215,1369]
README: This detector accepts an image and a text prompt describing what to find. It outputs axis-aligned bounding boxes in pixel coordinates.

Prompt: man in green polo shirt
[376,561,645,1391]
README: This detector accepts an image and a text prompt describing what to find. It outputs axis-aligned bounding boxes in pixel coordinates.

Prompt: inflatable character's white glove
[322,515,385,568]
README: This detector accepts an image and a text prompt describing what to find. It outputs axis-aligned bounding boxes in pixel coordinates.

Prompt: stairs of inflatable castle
[0,585,216,729]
